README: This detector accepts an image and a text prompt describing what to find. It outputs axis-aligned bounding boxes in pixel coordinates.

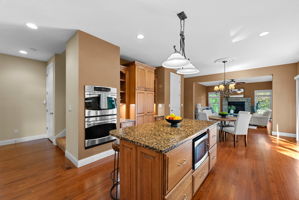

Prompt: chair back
[198,112,209,121]
[263,110,272,118]
[203,109,213,117]
[234,113,252,135]
[239,111,250,114]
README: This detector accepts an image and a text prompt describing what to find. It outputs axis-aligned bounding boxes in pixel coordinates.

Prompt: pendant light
[176,63,200,75]
[162,11,190,69]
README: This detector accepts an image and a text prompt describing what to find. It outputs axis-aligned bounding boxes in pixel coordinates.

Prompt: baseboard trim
[65,149,114,168]
[272,131,296,138]
[0,134,47,146]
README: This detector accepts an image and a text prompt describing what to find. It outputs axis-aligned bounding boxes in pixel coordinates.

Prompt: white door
[46,63,54,142]
[170,72,181,116]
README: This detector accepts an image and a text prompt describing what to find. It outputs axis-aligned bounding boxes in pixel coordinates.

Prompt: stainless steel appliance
[193,132,209,169]
[85,85,117,149]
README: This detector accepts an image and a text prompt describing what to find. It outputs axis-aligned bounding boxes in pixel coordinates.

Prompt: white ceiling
[199,75,273,86]
[0,23,75,61]
[0,0,298,74]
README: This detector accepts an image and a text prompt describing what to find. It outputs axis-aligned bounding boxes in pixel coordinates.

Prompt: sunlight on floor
[269,135,299,160]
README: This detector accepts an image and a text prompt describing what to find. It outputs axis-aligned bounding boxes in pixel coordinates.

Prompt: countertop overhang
[110,119,217,153]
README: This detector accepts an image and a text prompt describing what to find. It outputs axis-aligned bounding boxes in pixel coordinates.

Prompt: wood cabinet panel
[145,69,155,91]
[120,141,137,200]
[136,146,163,200]
[209,125,217,148]
[136,67,146,90]
[136,91,145,115]
[146,91,155,114]
[165,171,193,200]
[136,115,144,125]
[165,141,192,193]
[209,144,217,171]
[192,156,209,195]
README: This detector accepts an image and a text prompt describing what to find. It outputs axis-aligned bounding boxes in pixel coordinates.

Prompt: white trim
[0,134,47,146]
[295,76,299,141]
[51,129,66,145]
[272,131,296,138]
[65,149,114,168]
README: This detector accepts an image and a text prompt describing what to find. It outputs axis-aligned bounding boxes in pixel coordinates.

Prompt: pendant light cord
[180,18,186,58]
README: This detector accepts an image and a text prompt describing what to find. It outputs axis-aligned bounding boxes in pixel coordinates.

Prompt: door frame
[295,75,299,141]
[46,63,55,142]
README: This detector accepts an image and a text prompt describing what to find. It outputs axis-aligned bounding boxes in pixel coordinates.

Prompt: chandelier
[162,11,199,75]
[214,58,236,98]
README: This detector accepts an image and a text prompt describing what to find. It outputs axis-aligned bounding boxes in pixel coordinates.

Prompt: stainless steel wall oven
[85,85,117,149]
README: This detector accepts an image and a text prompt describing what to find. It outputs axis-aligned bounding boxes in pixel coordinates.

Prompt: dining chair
[222,113,252,147]
[197,112,209,121]
[203,109,213,117]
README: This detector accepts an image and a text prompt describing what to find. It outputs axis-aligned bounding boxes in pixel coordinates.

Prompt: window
[254,90,272,113]
[208,92,220,113]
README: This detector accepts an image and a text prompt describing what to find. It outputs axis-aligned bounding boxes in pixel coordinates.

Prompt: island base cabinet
[192,157,209,195]
[165,171,193,200]
[120,140,163,200]
[209,144,217,171]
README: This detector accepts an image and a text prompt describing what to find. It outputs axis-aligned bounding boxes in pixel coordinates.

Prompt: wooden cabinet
[209,144,217,171]
[165,141,192,193]
[165,171,193,200]
[136,66,146,90]
[192,156,209,195]
[209,125,217,148]
[136,146,163,200]
[127,61,155,125]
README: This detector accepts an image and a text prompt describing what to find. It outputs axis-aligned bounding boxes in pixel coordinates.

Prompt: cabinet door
[145,69,155,91]
[146,91,155,114]
[144,114,155,123]
[136,115,144,125]
[136,67,146,90]
[136,91,145,115]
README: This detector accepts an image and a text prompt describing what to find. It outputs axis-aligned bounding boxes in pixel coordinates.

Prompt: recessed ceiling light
[259,32,269,37]
[26,22,38,30]
[19,50,28,55]
[137,34,144,39]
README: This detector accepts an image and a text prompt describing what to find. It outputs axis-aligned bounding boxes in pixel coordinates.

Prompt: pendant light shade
[162,52,190,69]
[176,63,200,75]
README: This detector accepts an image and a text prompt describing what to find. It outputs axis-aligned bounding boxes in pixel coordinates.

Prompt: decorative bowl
[165,118,183,127]
[219,112,228,118]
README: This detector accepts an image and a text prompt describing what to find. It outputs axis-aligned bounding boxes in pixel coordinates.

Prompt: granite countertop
[110,119,217,153]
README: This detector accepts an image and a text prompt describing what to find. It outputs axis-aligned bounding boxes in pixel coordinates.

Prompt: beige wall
[66,33,79,158]
[48,52,66,136]
[0,54,47,141]
[66,31,120,160]
[155,67,184,117]
[185,63,297,134]
[194,83,207,107]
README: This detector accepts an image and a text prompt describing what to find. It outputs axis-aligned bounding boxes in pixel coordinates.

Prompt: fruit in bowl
[165,113,183,127]
[219,112,228,118]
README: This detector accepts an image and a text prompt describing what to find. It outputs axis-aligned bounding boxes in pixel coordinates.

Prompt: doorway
[46,63,54,142]
[170,72,181,116]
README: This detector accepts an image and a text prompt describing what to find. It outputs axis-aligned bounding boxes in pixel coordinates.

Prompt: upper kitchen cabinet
[126,61,155,125]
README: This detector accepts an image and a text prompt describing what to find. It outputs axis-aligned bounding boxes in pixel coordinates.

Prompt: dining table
[209,115,237,142]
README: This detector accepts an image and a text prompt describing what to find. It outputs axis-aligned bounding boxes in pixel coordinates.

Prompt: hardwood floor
[0,128,298,200]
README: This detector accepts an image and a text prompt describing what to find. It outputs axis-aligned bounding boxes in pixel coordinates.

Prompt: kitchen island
[110,119,218,200]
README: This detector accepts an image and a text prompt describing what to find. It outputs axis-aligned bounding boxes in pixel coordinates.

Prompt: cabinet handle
[177,159,187,166]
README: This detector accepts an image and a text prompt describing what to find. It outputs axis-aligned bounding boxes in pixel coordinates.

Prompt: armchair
[250,110,272,127]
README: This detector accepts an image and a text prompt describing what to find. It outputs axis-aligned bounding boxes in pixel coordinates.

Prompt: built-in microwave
[85,86,117,117]
[193,132,209,169]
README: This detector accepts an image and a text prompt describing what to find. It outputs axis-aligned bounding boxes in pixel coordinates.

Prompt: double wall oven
[193,132,209,169]
[85,85,117,149]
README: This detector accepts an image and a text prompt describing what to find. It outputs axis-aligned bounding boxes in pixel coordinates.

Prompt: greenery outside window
[208,92,220,113]
[254,90,272,113]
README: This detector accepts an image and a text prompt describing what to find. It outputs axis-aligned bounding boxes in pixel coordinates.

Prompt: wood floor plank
[0,128,298,200]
